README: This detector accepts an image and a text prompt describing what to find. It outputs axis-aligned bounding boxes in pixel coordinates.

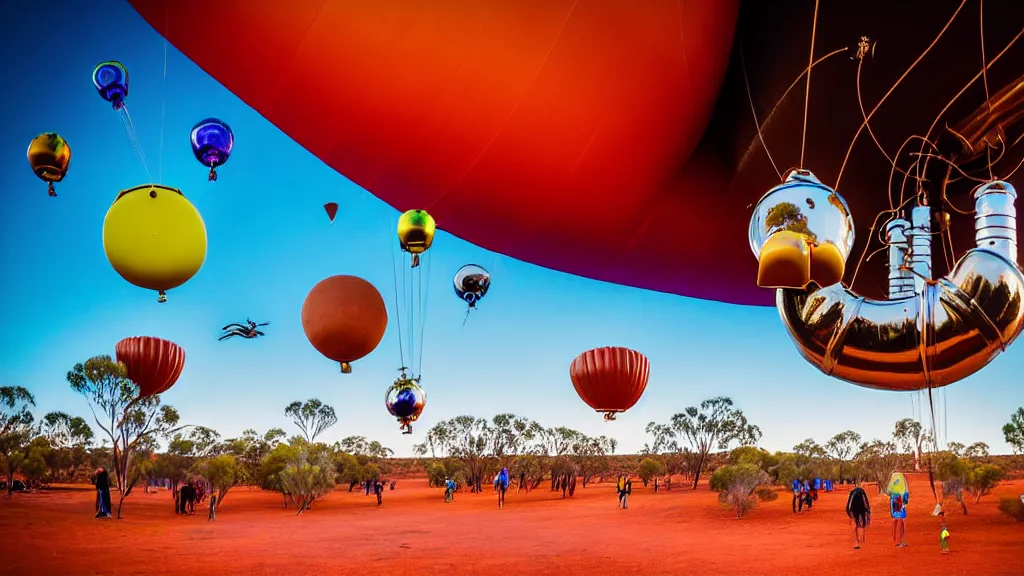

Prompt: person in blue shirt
[494,467,510,509]
[890,490,909,547]
[801,480,813,510]
[812,477,821,501]
[444,478,457,502]
[791,479,801,513]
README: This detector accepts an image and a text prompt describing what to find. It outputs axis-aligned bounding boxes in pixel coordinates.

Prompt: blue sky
[1,1,1019,457]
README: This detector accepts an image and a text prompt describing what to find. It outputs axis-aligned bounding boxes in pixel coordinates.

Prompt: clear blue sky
[1,1,1019,457]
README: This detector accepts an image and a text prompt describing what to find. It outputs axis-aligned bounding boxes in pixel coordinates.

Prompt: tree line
[2,356,1023,520]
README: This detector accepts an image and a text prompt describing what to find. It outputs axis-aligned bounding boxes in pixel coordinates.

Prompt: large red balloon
[115,336,186,397]
[569,347,650,420]
[301,275,388,373]
[128,0,745,301]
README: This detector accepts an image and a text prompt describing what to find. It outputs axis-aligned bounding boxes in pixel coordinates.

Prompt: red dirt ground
[1,474,1021,576]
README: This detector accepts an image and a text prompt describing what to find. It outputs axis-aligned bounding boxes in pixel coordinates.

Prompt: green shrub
[756,486,779,502]
[997,497,1024,522]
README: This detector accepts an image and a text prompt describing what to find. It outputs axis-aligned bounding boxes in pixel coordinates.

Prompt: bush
[755,486,778,502]
[710,464,772,517]
[967,464,1005,503]
[637,457,666,487]
[997,497,1024,522]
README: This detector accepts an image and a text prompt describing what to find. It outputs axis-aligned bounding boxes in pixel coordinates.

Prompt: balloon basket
[340,362,353,374]
[157,291,167,303]
[47,183,57,197]
[208,167,218,182]
[410,254,420,268]
[602,412,618,421]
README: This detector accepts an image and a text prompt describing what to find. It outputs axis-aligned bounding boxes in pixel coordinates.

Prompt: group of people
[175,479,217,520]
[845,478,951,553]
[790,477,836,512]
[361,478,392,505]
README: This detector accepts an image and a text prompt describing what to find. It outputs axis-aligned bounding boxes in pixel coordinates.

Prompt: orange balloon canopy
[115,336,186,397]
[569,347,650,420]
[301,275,388,373]
[128,0,744,301]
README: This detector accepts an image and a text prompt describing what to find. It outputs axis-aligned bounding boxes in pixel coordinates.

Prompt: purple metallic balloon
[190,118,233,181]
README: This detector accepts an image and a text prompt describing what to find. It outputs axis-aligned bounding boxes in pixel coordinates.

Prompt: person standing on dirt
[812,477,821,500]
[444,477,456,502]
[93,468,112,519]
[208,494,217,521]
[890,489,909,547]
[801,479,813,511]
[791,478,801,513]
[846,481,871,549]
[653,476,659,493]
[621,476,632,509]
[374,479,384,506]
[495,467,510,509]
[616,475,626,507]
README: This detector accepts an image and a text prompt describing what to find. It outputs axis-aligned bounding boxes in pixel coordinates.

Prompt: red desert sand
[1,474,1021,576]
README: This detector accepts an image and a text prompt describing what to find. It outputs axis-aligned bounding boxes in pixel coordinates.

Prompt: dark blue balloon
[190,118,234,181]
[92,61,129,110]
[390,388,418,419]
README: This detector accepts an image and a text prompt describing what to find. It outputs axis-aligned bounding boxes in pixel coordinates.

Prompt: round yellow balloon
[396,209,436,267]
[102,184,207,302]
[397,209,435,254]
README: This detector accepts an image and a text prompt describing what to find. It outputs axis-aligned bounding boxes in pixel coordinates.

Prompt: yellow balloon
[102,184,207,302]
[396,209,436,268]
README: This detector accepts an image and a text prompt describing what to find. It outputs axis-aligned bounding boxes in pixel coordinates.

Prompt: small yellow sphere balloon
[102,184,207,302]
[396,209,435,267]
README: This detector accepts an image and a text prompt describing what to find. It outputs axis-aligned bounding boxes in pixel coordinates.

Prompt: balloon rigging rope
[739,42,781,181]
[834,0,967,193]
[737,47,847,188]
[798,0,819,169]
[418,253,432,379]
[119,107,152,184]
[388,219,406,368]
[978,0,995,182]
[158,38,168,183]
[917,16,1021,187]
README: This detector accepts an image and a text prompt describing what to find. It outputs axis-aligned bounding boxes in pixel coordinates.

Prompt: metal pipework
[885,219,915,299]
[908,206,933,294]
[757,180,1024,391]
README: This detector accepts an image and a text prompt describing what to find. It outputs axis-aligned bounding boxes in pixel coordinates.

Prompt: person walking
[622,476,632,509]
[208,494,217,521]
[374,479,384,506]
[891,489,909,547]
[846,481,871,549]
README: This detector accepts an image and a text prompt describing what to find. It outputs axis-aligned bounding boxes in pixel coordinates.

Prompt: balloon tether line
[387,218,406,368]
[798,0,820,169]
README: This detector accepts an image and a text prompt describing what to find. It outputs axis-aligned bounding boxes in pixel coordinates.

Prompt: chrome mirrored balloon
[454,264,490,308]
[190,118,234,181]
[385,377,426,434]
[93,61,129,110]
[748,169,855,289]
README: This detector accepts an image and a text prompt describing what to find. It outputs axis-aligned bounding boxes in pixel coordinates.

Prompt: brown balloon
[301,275,388,373]
[115,336,186,397]
[569,346,650,421]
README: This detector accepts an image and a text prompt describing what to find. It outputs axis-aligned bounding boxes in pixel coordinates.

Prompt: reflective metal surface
[454,264,491,308]
[909,206,932,294]
[385,375,426,434]
[748,169,855,288]
[885,219,914,299]
[975,181,1018,264]
[775,181,1024,391]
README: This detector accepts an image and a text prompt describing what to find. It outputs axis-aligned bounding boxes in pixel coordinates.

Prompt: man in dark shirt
[846,481,872,549]
[93,468,112,519]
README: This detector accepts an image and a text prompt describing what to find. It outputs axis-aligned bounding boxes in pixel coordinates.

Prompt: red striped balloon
[115,336,186,397]
[569,347,650,421]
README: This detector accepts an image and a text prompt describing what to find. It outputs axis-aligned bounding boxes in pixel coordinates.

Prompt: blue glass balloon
[390,388,419,419]
[92,61,129,110]
[190,118,234,181]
